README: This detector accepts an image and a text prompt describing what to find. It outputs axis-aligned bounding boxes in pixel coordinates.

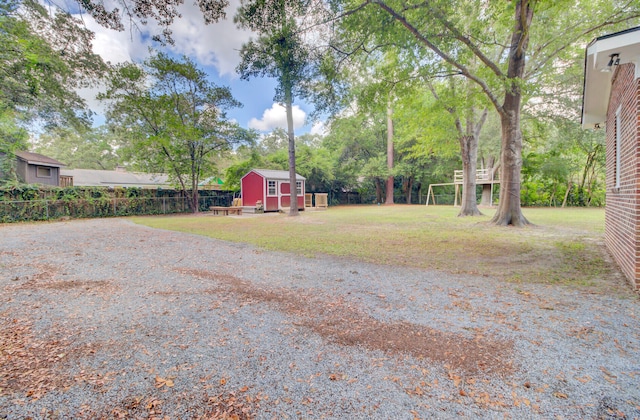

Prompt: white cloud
[248,104,306,132]
[77,0,251,76]
[77,12,150,64]
[77,85,106,115]
[91,26,142,64]
[310,121,327,136]
[167,0,253,76]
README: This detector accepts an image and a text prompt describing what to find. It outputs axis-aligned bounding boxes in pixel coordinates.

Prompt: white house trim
[582,27,640,129]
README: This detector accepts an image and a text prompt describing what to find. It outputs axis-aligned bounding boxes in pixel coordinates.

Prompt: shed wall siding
[16,161,60,186]
[241,171,264,207]
[605,63,640,289]
[16,160,28,183]
[29,165,60,186]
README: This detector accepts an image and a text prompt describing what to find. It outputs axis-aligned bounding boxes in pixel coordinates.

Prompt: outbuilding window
[267,180,276,196]
[36,166,51,178]
[296,181,302,195]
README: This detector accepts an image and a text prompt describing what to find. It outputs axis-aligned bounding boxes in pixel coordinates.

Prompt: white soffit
[582,27,640,129]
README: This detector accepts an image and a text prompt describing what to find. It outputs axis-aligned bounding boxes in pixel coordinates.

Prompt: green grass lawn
[132,205,624,291]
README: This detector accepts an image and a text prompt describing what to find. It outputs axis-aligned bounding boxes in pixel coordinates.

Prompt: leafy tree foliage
[392,86,462,204]
[32,126,121,170]
[69,0,228,43]
[322,109,386,201]
[522,117,605,207]
[57,0,634,214]
[337,0,640,225]
[0,0,105,182]
[235,0,330,216]
[100,52,253,212]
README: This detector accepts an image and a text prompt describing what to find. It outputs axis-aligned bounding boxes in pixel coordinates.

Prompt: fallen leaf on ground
[155,376,174,388]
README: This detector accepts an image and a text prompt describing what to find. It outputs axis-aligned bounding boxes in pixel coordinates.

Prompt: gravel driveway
[1,218,639,419]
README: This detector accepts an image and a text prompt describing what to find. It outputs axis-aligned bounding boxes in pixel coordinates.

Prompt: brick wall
[605,63,640,289]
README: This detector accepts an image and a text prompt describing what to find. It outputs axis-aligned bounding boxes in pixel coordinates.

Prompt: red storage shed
[241,169,305,212]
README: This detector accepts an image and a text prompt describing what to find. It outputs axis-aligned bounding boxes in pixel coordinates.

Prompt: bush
[0,185,233,223]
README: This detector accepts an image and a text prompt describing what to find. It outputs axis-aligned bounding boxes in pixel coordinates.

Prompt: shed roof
[60,168,170,188]
[582,26,640,129]
[247,169,305,181]
[15,151,65,167]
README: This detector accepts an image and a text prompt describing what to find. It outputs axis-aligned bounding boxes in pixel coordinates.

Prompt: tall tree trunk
[490,0,532,227]
[192,179,199,213]
[404,176,413,204]
[457,108,487,216]
[458,134,481,216]
[375,178,383,204]
[561,180,572,208]
[285,87,298,216]
[491,110,528,226]
[385,101,394,205]
[427,81,485,216]
[191,148,199,213]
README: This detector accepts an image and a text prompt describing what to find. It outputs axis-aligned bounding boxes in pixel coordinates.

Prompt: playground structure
[425,168,500,206]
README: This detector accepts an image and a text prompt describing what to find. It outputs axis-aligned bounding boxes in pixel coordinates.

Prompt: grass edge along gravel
[131,205,629,293]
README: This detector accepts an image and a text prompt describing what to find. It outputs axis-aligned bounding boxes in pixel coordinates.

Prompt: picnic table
[209,206,243,216]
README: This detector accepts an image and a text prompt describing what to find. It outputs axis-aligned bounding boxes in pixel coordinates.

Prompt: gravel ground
[1,217,639,419]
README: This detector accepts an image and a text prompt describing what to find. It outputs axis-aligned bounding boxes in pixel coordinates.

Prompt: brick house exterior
[582,27,640,289]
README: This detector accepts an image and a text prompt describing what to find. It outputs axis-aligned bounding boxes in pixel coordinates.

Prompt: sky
[75,0,325,136]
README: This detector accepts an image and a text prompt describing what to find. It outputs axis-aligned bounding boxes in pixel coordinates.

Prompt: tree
[100,52,252,212]
[66,0,229,44]
[338,49,418,205]
[426,78,488,216]
[323,108,389,203]
[71,0,639,219]
[235,0,322,216]
[521,114,605,207]
[32,126,121,170]
[295,139,336,193]
[0,0,105,182]
[339,0,640,225]
[258,128,289,154]
[330,8,490,213]
[392,80,462,189]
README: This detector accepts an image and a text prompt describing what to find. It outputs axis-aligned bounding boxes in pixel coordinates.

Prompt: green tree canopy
[336,0,640,225]
[235,0,333,215]
[100,52,254,212]
[0,0,106,182]
[32,126,121,170]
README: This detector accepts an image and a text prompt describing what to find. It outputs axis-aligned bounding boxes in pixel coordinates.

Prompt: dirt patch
[9,262,119,295]
[176,268,514,377]
[38,279,112,291]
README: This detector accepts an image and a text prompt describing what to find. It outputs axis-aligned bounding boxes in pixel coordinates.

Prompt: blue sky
[77,0,324,135]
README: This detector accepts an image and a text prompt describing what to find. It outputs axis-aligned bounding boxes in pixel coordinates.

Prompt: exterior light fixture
[601,53,621,72]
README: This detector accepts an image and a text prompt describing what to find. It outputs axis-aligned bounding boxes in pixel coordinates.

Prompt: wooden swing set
[425,169,500,206]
